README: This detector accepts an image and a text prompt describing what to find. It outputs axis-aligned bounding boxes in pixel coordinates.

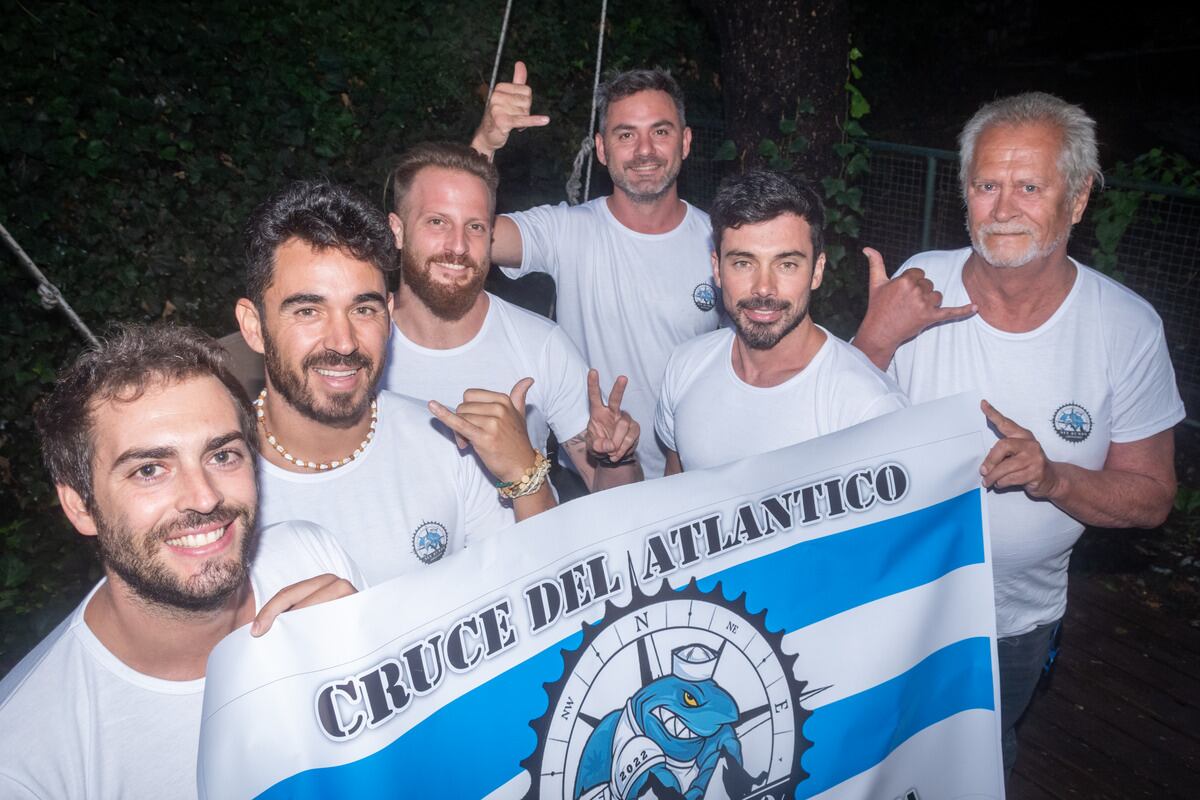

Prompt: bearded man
[0,324,361,798]
[236,180,527,585]
[382,142,642,516]
[851,92,1185,777]
[655,170,907,474]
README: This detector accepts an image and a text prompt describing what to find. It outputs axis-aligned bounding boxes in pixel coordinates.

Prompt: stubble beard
[94,502,257,614]
[261,323,377,428]
[610,155,682,205]
[969,220,1070,269]
[732,296,809,350]
[401,246,488,321]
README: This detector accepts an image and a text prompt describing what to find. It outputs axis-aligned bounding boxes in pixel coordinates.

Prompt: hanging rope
[1,220,98,348]
[565,0,608,205]
[486,0,516,102]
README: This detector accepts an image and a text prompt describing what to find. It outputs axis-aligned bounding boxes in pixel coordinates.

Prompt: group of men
[0,59,1185,798]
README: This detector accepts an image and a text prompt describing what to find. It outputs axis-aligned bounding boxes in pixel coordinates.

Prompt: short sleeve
[855,390,910,426]
[538,327,592,442]
[653,357,681,453]
[500,202,571,281]
[266,521,370,591]
[1109,322,1186,443]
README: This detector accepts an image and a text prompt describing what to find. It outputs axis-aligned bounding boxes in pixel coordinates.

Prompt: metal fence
[677,127,1199,416]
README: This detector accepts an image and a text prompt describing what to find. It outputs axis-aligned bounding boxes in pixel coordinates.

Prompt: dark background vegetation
[2,1,1197,674]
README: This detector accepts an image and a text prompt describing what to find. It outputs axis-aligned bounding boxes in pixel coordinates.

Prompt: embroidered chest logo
[1051,403,1092,443]
[692,283,716,312]
[524,576,815,799]
[412,520,449,564]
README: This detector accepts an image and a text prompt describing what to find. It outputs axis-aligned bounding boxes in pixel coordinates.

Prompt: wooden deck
[1009,574,1200,799]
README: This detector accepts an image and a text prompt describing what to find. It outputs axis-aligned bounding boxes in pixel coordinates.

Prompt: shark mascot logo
[525,577,814,799]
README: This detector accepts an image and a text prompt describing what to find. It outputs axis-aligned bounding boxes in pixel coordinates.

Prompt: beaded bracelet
[497,450,552,499]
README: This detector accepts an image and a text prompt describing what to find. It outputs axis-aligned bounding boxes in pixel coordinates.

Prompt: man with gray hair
[470,63,719,479]
[853,92,1185,776]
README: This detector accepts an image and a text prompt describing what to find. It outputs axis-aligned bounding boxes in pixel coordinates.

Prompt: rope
[0,220,98,348]
[566,0,608,205]
[486,0,516,101]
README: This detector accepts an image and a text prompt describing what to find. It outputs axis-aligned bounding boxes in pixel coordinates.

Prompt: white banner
[199,393,1003,800]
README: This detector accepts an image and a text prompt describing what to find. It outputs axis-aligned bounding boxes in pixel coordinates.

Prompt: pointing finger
[429,400,472,449]
[981,399,1026,439]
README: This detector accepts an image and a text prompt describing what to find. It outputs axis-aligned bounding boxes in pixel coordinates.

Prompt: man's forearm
[591,460,643,492]
[1047,463,1175,529]
[513,484,557,521]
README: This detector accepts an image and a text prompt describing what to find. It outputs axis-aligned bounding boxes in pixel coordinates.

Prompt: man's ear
[57,484,98,537]
[1069,177,1093,225]
[711,250,721,289]
[235,299,266,355]
[811,252,827,292]
[594,131,608,166]
[388,212,405,249]
[682,126,693,161]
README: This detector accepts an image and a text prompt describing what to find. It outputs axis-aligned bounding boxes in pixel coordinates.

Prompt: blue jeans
[998,620,1059,776]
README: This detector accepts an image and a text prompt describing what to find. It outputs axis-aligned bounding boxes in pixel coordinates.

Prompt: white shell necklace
[254,388,378,471]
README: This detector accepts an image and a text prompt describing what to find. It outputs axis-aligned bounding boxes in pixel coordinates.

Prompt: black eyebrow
[111,431,245,473]
[206,431,246,452]
[112,446,177,471]
[612,120,677,132]
[353,292,388,305]
[279,293,326,309]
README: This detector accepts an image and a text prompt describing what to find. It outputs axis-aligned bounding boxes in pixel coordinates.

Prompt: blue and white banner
[199,393,1003,799]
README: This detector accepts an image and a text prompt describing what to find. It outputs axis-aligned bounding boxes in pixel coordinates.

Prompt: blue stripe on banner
[697,488,985,632]
[797,637,996,798]
[257,632,582,799]
[258,490,987,798]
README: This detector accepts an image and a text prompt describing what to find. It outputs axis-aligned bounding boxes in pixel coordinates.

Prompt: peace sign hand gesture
[585,369,640,465]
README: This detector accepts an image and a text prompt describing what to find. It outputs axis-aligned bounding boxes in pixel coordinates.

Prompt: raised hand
[852,247,976,369]
[429,378,538,483]
[470,61,551,158]
[585,369,640,464]
[979,399,1062,499]
[250,573,357,637]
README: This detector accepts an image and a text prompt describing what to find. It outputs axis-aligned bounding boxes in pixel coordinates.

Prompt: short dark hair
[243,180,396,309]
[391,141,499,216]
[709,170,826,256]
[35,323,256,510]
[596,68,687,133]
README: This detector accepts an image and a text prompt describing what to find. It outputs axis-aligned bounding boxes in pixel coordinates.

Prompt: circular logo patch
[412,520,449,564]
[692,283,716,312]
[1052,403,1092,443]
[524,577,813,799]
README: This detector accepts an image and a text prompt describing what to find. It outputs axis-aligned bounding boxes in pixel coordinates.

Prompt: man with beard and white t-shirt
[852,92,1184,778]
[655,170,906,474]
[235,180,537,586]
[381,142,642,514]
[0,324,361,799]
[471,64,719,478]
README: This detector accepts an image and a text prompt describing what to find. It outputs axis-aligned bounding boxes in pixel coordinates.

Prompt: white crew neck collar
[723,325,832,393]
[961,252,1084,341]
[391,292,496,358]
[597,196,695,240]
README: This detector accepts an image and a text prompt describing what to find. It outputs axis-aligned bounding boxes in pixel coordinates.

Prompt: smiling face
[390,166,492,321]
[966,121,1090,269]
[714,212,825,350]
[242,238,391,426]
[65,375,257,612]
[595,89,692,204]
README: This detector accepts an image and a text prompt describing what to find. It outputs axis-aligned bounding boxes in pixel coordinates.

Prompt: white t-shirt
[656,326,909,471]
[0,520,363,800]
[889,248,1186,637]
[257,390,511,585]
[503,197,719,478]
[382,292,591,502]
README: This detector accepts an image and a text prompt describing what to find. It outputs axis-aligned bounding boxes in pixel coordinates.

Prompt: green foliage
[0,0,720,672]
[1089,149,1200,278]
